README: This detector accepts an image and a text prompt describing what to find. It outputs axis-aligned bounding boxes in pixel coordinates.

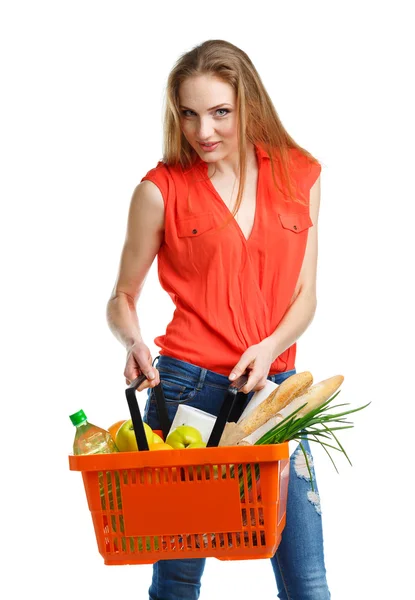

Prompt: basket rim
[69,442,289,472]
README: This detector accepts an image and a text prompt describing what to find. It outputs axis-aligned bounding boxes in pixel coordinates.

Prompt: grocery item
[166,425,203,449]
[239,375,344,445]
[219,371,313,446]
[108,419,126,443]
[237,380,278,422]
[70,409,118,455]
[148,442,174,450]
[186,441,207,449]
[116,419,154,451]
[152,432,164,444]
[168,404,216,443]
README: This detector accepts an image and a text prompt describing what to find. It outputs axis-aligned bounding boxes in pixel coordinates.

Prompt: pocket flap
[278,212,313,233]
[177,213,215,238]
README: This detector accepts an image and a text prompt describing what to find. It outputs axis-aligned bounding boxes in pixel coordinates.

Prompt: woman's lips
[199,142,220,152]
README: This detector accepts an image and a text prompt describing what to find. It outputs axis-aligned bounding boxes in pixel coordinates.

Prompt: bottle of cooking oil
[70,409,118,455]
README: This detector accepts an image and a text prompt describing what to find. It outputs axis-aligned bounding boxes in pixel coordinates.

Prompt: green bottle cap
[70,409,87,426]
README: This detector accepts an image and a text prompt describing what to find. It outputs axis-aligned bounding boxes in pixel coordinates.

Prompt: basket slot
[225,463,235,480]
[174,534,183,552]
[148,536,155,552]
[166,467,178,484]
[148,468,156,485]
[98,471,111,511]
[107,472,114,509]
[250,463,260,502]
[114,472,121,511]
[163,534,171,552]
[242,464,253,547]
[205,532,212,550]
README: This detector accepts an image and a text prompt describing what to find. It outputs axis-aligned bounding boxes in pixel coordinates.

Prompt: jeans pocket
[151,371,199,405]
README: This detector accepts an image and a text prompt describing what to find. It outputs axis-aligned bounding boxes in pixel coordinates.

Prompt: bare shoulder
[309,173,321,225]
[128,180,165,234]
[109,181,165,303]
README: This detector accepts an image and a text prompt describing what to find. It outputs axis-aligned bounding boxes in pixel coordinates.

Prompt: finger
[130,355,156,381]
[241,371,263,394]
[143,368,156,380]
[229,355,253,381]
[136,372,161,392]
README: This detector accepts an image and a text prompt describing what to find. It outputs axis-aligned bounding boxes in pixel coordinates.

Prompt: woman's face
[178,74,238,163]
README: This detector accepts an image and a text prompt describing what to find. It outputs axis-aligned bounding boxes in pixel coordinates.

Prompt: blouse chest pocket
[278,212,313,233]
[176,212,216,238]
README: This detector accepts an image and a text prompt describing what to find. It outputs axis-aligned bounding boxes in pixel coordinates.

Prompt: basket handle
[125,373,171,451]
[206,374,249,447]
[125,370,249,450]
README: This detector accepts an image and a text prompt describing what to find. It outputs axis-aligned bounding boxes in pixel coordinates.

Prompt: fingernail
[148,372,155,380]
[229,373,236,380]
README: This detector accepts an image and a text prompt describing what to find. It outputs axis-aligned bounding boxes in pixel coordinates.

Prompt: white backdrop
[2,1,414,598]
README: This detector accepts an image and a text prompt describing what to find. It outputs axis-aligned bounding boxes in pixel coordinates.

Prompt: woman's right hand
[124,341,161,392]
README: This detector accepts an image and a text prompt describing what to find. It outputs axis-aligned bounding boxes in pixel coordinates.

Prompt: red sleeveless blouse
[141,143,321,375]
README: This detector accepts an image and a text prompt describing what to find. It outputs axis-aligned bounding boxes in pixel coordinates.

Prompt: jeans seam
[276,551,292,600]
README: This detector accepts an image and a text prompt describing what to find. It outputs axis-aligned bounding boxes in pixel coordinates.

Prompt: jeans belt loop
[196,367,207,391]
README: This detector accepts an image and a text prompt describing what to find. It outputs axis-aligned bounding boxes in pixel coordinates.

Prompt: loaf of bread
[237,374,345,446]
[281,375,344,420]
[219,371,313,447]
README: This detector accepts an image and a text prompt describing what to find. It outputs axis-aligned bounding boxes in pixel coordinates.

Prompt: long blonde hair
[163,39,320,211]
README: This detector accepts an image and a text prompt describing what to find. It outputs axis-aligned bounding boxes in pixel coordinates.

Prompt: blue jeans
[143,354,330,600]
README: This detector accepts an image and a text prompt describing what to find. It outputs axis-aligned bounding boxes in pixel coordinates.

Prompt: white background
[2,1,414,598]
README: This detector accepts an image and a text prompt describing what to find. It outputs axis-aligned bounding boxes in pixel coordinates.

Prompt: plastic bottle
[70,409,118,455]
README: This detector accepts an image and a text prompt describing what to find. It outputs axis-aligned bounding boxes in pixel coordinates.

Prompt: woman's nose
[197,117,215,140]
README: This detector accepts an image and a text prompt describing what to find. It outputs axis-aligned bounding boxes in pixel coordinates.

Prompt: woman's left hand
[228,339,275,394]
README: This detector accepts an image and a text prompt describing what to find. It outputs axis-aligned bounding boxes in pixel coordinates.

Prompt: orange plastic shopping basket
[69,371,290,565]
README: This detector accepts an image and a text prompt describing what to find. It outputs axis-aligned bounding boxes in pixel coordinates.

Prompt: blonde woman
[107,39,329,600]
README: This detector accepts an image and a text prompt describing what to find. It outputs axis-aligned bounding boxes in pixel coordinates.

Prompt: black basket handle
[125,370,250,451]
[206,374,249,447]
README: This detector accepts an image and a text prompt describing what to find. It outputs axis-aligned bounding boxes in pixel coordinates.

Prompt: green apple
[186,441,207,449]
[116,419,154,452]
[166,425,203,449]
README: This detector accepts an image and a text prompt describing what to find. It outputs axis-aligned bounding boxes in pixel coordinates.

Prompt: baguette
[219,371,313,447]
[287,375,344,419]
[238,375,344,445]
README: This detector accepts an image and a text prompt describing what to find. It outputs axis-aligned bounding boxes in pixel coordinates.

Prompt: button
[192,229,198,234]
[293,225,298,230]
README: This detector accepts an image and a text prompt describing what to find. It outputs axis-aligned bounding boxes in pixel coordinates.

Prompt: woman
[107,39,329,600]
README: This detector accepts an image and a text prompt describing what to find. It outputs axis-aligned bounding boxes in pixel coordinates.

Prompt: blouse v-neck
[196,146,262,245]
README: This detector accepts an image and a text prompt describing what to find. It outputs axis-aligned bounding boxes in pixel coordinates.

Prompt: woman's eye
[181,108,230,117]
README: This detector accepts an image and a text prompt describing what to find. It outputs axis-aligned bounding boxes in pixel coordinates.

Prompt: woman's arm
[263,174,321,360]
[106,180,165,388]
[229,175,321,392]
